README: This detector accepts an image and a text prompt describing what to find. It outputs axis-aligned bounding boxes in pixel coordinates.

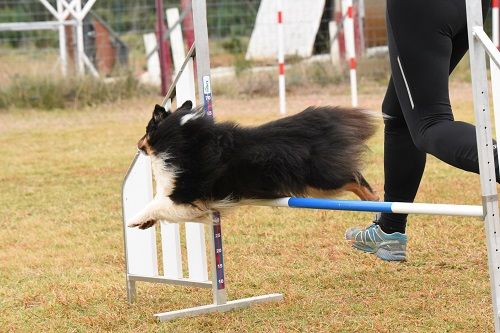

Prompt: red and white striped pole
[277,0,286,115]
[493,0,499,49]
[341,0,358,107]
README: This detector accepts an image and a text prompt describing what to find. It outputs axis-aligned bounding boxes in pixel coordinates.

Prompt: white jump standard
[122,0,283,322]
[121,0,500,330]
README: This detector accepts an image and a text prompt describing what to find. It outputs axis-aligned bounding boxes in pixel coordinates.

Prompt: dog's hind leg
[127,197,212,229]
[306,173,379,201]
[347,172,379,201]
[341,181,379,201]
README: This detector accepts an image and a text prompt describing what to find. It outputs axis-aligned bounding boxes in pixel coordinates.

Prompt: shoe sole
[347,240,406,262]
[376,248,406,261]
[351,241,376,254]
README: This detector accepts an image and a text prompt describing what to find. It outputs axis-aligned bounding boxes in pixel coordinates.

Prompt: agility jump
[122,0,500,330]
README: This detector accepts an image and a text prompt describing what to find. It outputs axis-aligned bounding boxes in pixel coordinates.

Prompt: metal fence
[0,0,397,90]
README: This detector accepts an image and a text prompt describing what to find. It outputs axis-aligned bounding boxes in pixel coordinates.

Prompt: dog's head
[137,100,194,156]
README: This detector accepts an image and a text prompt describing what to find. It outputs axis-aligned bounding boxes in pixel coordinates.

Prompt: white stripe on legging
[397,56,415,110]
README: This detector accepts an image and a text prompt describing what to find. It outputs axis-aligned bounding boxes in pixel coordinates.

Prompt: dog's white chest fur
[150,153,177,196]
[127,152,213,228]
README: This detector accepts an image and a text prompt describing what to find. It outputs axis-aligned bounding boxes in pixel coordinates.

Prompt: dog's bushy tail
[298,107,379,184]
[334,107,378,142]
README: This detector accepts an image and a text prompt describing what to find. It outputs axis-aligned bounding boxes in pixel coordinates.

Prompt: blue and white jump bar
[255,197,485,218]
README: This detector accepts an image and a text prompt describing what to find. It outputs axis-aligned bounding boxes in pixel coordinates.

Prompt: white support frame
[166,7,208,282]
[491,0,500,146]
[466,0,500,331]
[122,0,283,321]
[37,0,98,76]
[0,20,75,31]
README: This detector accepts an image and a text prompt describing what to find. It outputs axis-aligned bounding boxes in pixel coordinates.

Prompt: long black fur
[140,101,377,205]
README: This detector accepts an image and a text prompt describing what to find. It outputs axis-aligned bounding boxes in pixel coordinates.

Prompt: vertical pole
[162,9,186,281]
[342,0,358,107]
[192,0,228,305]
[156,0,169,95]
[335,0,346,61]
[143,33,162,85]
[356,0,366,56]
[157,6,186,275]
[277,0,286,115]
[466,0,500,331]
[167,7,196,102]
[493,0,499,49]
[75,0,85,75]
[166,7,208,282]
[181,0,195,50]
[122,153,158,303]
[126,279,136,303]
[493,0,500,173]
[329,21,341,65]
[57,0,68,76]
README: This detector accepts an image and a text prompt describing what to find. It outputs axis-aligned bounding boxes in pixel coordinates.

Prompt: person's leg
[345,78,412,260]
[378,0,498,235]
[346,0,493,261]
[377,78,426,234]
[375,0,460,234]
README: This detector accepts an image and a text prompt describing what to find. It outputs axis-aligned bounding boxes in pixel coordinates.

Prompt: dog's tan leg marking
[305,187,342,199]
[341,182,379,201]
[127,197,212,229]
[306,183,379,201]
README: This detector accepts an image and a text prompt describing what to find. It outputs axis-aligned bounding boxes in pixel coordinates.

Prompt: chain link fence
[0,0,400,110]
[2,1,390,76]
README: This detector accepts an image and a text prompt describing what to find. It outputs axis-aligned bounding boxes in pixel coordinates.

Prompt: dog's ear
[179,100,193,111]
[152,104,171,123]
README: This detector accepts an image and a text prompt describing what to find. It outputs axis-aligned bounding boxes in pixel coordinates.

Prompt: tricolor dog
[128,101,378,229]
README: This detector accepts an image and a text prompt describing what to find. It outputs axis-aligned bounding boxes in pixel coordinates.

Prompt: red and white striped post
[277,0,286,115]
[494,0,499,49]
[155,0,172,96]
[341,0,358,107]
[180,0,195,49]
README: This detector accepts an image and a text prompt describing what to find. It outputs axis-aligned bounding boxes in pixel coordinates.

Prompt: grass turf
[0,80,493,332]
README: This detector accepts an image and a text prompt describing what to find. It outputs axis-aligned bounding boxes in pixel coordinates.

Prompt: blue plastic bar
[256,198,483,217]
[287,198,394,213]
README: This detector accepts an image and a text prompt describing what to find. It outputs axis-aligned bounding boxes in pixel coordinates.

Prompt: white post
[143,33,161,85]
[166,8,196,104]
[277,0,286,115]
[466,0,500,331]
[158,10,184,280]
[492,0,500,163]
[341,0,358,107]
[122,153,159,303]
[75,0,85,75]
[56,0,68,76]
[166,7,208,282]
[329,21,341,65]
[357,0,365,55]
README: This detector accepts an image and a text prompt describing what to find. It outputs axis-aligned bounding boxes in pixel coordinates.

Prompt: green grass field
[0,78,494,332]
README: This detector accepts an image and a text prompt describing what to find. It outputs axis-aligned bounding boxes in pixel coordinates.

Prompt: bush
[0,73,154,110]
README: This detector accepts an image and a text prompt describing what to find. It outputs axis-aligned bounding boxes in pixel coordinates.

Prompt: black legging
[379,0,494,234]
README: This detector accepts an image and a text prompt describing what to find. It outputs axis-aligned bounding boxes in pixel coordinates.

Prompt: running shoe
[345,222,407,261]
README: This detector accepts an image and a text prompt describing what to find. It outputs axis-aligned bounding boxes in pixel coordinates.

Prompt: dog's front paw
[128,218,157,229]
